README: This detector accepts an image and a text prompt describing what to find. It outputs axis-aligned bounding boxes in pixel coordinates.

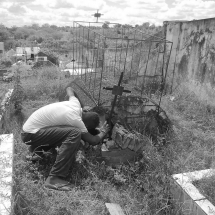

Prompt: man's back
[23,98,88,134]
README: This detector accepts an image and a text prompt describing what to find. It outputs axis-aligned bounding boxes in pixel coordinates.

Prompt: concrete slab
[171,169,215,215]
[101,148,138,166]
[105,203,125,215]
[0,134,14,215]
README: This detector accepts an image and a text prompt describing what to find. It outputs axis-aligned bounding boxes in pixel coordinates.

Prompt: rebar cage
[71,21,173,133]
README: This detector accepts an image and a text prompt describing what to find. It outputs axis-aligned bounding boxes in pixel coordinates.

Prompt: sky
[0,0,215,27]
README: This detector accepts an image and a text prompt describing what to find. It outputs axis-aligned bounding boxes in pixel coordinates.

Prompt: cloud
[0,10,8,19]
[165,0,176,8]
[105,0,128,8]
[0,0,214,28]
[51,0,74,9]
[13,0,35,2]
[8,3,26,14]
[26,3,47,12]
[77,6,97,11]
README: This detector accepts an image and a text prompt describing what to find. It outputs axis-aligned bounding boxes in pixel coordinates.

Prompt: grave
[171,169,215,215]
[59,77,170,166]
[58,20,172,166]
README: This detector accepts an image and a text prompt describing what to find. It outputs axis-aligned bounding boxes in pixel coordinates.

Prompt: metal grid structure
[71,21,173,133]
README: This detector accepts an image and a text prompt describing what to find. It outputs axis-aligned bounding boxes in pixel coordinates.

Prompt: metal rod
[154,44,160,76]
[108,72,124,125]
[129,30,137,77]
[89,31,96,90]
[141,41,152,96]
[97,37,106,105]
[158,40,172,113]
[113,39,118,77]
[72,21,75,76]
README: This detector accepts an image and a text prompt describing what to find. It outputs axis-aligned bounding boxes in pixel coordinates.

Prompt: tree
[14,27,33,40]
[102,21,110,29]
[42,23,50,29]
[114,24,122,28]
[27,35,44,44]
[0,27,10,41]
[51,31,63,40]
[31,23,40,30]
[0,57,12,68]
[4,39,16,50]
[149,24,155,30]
[122,24,133,28]
[142,22,150,29]
[8,25,17,35]
[50,25,58,30]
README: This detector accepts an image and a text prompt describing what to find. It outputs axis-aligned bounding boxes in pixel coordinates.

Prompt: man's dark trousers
[21,126,81,178]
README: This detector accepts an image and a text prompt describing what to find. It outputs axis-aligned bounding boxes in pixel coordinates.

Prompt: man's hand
[83,106,92,112]
[99,121,110,136]
[66,86,84,107]
[81,121,111,146]
[66,87,75,97]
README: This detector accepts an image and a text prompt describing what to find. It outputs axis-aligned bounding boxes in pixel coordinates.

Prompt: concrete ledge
[0,134,14,215]
[171,169,215,215]
[0,89,14,129]
[105,203,125,215]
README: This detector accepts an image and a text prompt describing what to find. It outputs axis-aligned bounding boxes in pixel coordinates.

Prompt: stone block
[111,123,151,152]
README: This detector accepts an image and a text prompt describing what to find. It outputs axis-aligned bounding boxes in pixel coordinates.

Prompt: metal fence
[71,21,173,134]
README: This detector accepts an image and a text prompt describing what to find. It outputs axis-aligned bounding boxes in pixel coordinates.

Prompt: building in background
[35,51,59,65]
[15,47,40,61]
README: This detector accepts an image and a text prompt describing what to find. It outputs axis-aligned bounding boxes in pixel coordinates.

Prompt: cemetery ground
[2,66,215,215]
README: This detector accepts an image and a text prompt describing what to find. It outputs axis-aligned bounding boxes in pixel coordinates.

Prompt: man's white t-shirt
[23,97,88,134]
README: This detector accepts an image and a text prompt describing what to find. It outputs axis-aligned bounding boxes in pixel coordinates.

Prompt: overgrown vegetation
[2,65,215,214]
[1,66,174,215]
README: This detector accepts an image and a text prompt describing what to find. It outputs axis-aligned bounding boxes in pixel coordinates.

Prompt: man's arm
[66,87,84,107]
[81,121,110,146]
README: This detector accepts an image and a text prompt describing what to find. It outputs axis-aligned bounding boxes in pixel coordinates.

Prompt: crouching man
[21,87,110,191]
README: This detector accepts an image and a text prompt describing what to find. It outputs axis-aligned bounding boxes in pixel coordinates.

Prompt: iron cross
[92,9,103,23]
[103,72,131,125]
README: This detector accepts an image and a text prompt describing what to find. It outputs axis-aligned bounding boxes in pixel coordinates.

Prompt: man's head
[82,112,100,130]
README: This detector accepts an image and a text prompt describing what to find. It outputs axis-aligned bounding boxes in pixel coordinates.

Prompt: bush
[0,56,12,68]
